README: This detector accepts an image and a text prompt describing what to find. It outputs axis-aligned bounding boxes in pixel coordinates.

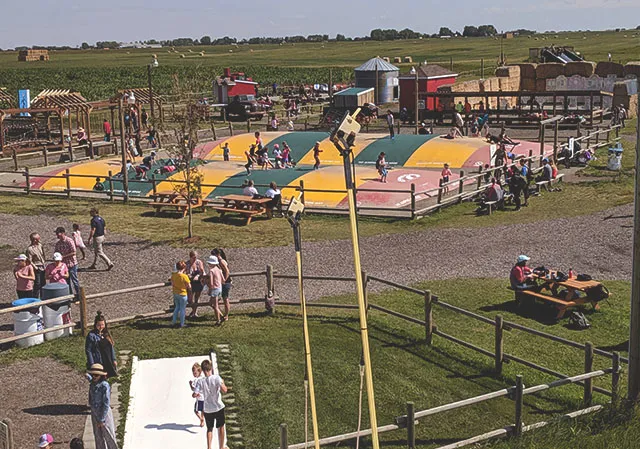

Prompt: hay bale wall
[495,66,521,78]
[595,61,624,77]
[623,62,640,78]
[536,63,565,79]
[564,61,596,77]
[521,77,536,91]
[515,63,537,78]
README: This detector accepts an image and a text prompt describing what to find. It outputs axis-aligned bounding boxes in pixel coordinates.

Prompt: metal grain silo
[354,57,400,104]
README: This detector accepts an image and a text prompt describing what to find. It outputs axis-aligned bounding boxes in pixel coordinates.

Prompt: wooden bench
[211,206,263,225]
[147,200,205,218]
[521,290,577,318]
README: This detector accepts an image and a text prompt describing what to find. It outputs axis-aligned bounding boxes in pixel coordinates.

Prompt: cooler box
[607,143,623,171]
[42,282,73,340]
[12,298,44,348]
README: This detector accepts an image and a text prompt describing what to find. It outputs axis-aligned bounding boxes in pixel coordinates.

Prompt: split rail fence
[0,266,625,448]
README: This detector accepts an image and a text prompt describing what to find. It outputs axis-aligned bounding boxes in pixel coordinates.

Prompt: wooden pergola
[31,89,94,144]
[0,88,16,108]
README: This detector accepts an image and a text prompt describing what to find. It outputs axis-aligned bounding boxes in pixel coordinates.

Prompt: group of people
[243,131,297,174]
[170,249,233,327]
[13,208,113,300]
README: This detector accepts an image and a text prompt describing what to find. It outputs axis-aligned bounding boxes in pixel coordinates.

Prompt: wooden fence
[0,266,625,448]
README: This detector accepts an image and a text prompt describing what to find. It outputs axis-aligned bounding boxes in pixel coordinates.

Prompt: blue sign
[18,89,30,116]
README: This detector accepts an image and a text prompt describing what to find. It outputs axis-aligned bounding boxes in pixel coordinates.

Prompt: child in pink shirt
[72,224,87,260]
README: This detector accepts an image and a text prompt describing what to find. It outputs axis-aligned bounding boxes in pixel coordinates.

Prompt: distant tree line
[2,26,542,51]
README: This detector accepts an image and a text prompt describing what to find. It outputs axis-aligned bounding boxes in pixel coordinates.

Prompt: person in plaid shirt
[55,226,80,296]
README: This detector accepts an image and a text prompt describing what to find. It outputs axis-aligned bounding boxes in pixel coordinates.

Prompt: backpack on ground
[568,311,590,330]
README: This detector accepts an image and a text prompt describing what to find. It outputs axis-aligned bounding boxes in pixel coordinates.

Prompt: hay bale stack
[623,61,640,78]
[535,79,547,92]
[382,57,390,62]
[495,65,521,78]
[452,80,482,105]
[565,61,596,77]
[393,57,402,63]
[595,61,624,77]
[520,78,536,91]
[404,56,413,63]
[613,81,638,118]
[515,63,537,78]
[536,63,565,79]
[498,76,519,92]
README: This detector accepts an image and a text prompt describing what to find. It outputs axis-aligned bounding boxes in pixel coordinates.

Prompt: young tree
[200,36,212,45]
[169,74,205,239]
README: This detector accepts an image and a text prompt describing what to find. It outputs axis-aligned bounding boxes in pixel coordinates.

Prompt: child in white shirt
[72,223,86,260]
[189,362,205,427]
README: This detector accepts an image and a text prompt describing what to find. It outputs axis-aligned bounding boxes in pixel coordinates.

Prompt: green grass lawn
[0,278,631,448]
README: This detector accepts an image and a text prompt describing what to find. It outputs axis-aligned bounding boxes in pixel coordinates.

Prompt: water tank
[354,57,400,104]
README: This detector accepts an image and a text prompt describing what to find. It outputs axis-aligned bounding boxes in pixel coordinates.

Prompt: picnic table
[210,194,272,225]
[522,271,606,319]
[147,190,205,218]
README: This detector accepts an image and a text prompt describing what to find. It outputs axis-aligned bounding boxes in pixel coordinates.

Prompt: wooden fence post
[43,146,49,166]
[457,170,465,203]
[397,121,400,135]
[65,168,71,199]
[229,122,234,136]
[437,180,443,204]
[89,140,95,159]
[108,170,114,201]
[246,120,251,133]
[577,121,582,138]
[615,125,619,139]
[495,315,504,374]
[12,149,18,170]
[304,117,309,131]
[266,264,274,294]
[68,141,74,163]
[299,180,305,205]
[476,165,483,190]
[595,127,600,147]
[514,375,524,436]
[24,167,30,195]
[211,122,217,141]
[279,423,288,449]
[612,351,621,408]
[406,402,416,449]
[584,341,594,406]
[79,286,88,336]
[410,183,416,219]
[424,290,433,345]
[553,121,559,161]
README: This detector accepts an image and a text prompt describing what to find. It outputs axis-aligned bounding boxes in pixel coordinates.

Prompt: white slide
[123,353,227,449]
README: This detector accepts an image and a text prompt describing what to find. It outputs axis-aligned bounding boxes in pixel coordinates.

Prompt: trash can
[42,282,73,340]
[12,298,44,348]
[607,144,623,171]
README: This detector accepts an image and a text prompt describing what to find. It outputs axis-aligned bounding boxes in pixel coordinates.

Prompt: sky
[1,0,639,48]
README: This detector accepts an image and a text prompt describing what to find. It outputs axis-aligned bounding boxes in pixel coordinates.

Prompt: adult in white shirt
[270,116,279,131]
[242,180,259,197]
[265,182,282,217]
[194,359,228,449]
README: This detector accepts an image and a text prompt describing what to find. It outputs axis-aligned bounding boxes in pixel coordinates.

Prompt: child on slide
[189,362,206,427]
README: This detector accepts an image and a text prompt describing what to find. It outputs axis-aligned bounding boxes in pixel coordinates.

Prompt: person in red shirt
[103,120,112,142]
[510,255,537,303]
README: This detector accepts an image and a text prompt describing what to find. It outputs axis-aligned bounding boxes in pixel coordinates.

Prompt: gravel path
[0,358,88,449]
[0,204,633,448]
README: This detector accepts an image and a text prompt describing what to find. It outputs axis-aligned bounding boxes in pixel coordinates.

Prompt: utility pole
[628,81,640,402]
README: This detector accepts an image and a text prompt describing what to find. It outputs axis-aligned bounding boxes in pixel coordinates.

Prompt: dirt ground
[0,358,88,449]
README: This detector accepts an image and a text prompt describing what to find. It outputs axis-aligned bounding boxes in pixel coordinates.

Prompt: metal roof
[398,64,458,80]
[334,87,374,96]
[110,88,162,105]
[354,57,399,72]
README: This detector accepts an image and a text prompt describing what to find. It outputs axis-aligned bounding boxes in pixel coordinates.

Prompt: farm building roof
[110,88,162,105]
[399,64,458,80]
[355,57,399,72]
[334,87,375,96]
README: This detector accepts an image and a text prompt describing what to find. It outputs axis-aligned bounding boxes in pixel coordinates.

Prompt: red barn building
[213,68,259,104]
[399,64,457,120]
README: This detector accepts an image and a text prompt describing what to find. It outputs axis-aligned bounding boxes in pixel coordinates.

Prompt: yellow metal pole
[346,189,380,449]
[296,244,320,449]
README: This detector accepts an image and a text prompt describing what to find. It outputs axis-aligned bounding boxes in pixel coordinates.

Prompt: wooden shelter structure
[0,106,63,156]
[108,88,163,119]
[0,88,16,107]
[31,89,94,145]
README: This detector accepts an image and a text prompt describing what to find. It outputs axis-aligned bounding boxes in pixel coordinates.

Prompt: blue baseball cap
[517,255,530,263]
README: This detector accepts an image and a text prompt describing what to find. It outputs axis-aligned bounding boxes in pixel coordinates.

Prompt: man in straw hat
[87,364,119,449]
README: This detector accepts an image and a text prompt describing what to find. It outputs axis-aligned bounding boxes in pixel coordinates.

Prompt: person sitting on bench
[510,255,538,302]
[264,182,282,217]
[478,177,505,212]
[93,177,105,191]
[535,158,558,192]
[242,180,260,198]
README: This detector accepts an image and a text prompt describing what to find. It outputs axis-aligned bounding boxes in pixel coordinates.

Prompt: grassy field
[0,277,631,448]
[0,30,638,100]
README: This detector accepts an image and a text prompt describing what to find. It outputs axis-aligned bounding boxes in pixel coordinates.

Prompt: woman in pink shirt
[14,254,35,298]
[45,252,69,285]
[206,256,224,325]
